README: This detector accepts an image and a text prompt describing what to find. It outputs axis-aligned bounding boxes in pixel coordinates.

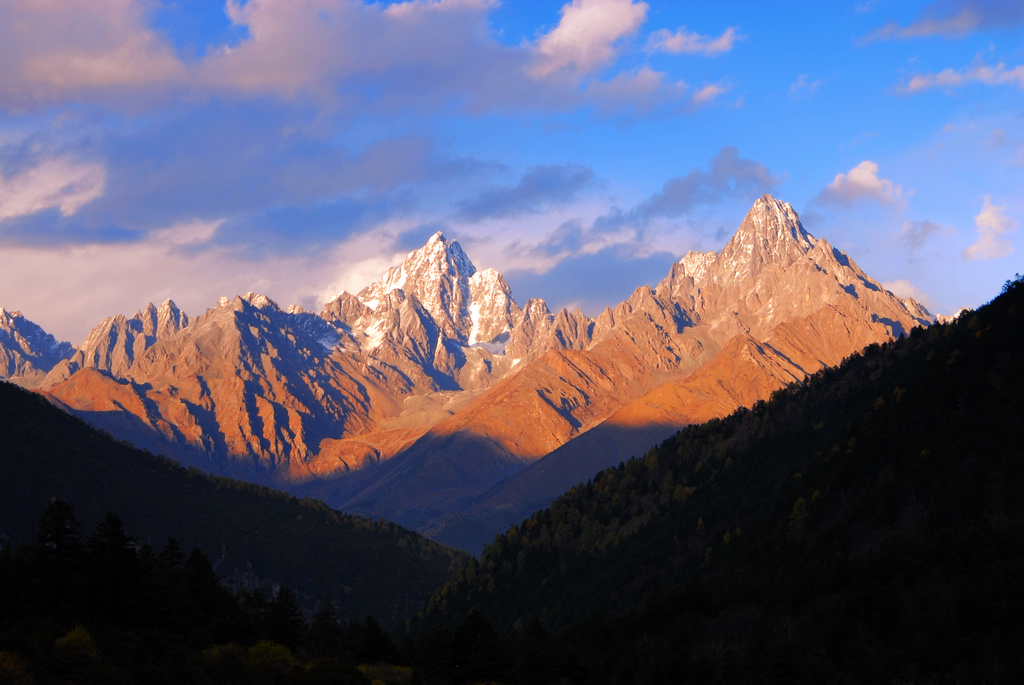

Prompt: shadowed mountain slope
[0,379,467,628]
[2,196,931,547]
[416,196,932,550]
[414,274,1024,682]
[0,307,74,388]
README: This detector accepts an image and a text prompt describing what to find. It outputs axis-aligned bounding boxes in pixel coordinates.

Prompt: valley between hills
[1,195,931,554]
[1,197,1023,682]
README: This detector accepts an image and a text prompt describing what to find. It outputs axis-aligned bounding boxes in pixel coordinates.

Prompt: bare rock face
[468,268,519,345]
[663,195,931,342]
[41,300,189,387]
[351,234,524,349]
[390,196,935,546]
[44,293,410,480]
[21,194,935,543]
[0,308,75,388]
[323,231,584,392]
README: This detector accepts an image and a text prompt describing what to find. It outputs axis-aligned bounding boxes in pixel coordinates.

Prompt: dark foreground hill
[414,274,1024,684]
[0,380,467,628]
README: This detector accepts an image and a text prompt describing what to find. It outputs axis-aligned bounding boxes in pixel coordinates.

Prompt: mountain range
[0,195,932,551]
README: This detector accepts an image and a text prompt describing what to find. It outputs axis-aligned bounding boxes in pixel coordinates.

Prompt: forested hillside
[0,381,467,628]
[414,274,1024,684]
[0,500,406,683]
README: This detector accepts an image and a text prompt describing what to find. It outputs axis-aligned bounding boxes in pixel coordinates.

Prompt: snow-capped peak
[468,268,520,344]
[353,232,484,339]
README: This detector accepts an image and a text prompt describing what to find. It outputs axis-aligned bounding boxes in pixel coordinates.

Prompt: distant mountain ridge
[0,307,75,387]
[397,196,934,549]
[0,195,932,549]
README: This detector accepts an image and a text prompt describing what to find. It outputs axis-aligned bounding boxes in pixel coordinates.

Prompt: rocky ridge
[0,308,75,387]
[1,195,934,549]
[368,195,935,548]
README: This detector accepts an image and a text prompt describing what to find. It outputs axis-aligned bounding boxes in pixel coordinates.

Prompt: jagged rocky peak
[358,232,475,308]
[239,292,278,310]
[134,299,189,340]
[355,232,476,340]
[351,231,523,344]
[714,194,817,283]
[322,291,371,326]
[680,250,718,281]
[0,308,75,384]
[0,309,73,356]
[469,268,521,344]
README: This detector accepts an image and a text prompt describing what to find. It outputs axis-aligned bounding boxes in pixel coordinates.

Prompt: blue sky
[0,0,1021,342]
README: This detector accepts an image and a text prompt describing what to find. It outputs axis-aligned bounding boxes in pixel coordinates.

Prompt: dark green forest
[0,380,467,627]
[0,500,407,683]
[414,273,1024,684]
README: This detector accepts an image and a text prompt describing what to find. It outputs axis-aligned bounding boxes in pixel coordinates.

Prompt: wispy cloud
[865,0,1024,41]
[897,59,1024,93]
[149,219,224,248]
[0,0,685,115]
[897,219,954,252]
[583,65,687,113]
[0,0,184,106]
[456,164,595,221]
[627,146,779,223]
[813,161,905,208]
[497,146,779,281]
[963,196,1016,260]
[645,26,741,56]
[789,74,824,101]
[0,157,105,221]
[882,279,934,310]
[504,242,676,316]
[691,82,731,106]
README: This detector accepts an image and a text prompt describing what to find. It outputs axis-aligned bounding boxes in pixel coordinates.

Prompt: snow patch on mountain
[680,251,717,281]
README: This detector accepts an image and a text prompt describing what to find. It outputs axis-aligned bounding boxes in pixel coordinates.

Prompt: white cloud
[0,0,690,115]
[963,196,1015,260]
[900,60,1024,93]
[0,232,348,343]
[0,158,106,221]
[0,0,184,106]
[528,0,648,79]
[815,161,905,207]
[645,26,740,56]
[691,82,730,106]
[883,279,933,309]
[149,219,224,248]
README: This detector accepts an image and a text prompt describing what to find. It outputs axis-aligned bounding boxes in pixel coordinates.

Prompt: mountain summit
[2,195,934,549]
[0,308,74,387]
[716,194,816,281]
[357,232,481,342]
[354,232,522,347]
